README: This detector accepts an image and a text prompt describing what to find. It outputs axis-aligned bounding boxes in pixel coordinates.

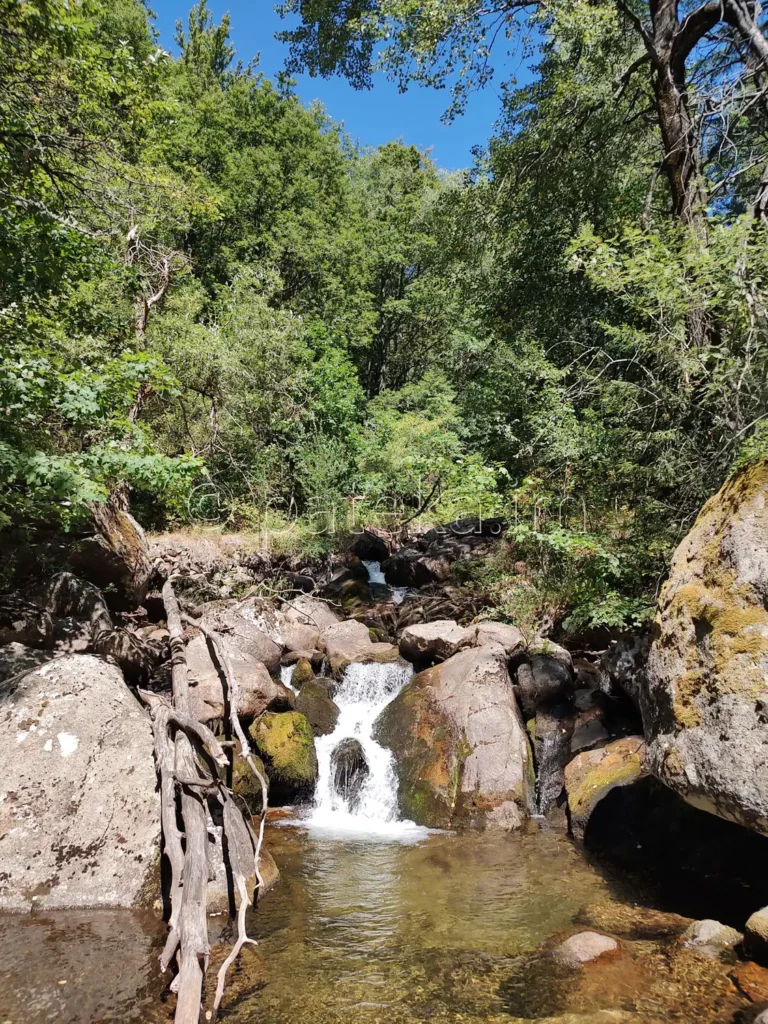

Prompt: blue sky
[149,1,537,170]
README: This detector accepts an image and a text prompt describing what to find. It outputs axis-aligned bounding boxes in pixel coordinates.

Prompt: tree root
[138,579,271,1023]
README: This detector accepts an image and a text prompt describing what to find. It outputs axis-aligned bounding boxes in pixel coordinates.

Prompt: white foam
[280,663,297,693]
[362,561,409,605]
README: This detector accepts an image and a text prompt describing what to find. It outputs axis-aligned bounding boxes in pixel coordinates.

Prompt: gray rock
[185,633,293,723]
[745,906,768,965]
[516,655,573,718]
[602,635,649,707]
[331,738,370,809]
[399,619,474,664]
[681,918,743,955]
[552,931,619,967]
[0,654,160,911]
[46,572,113,636]
[322,619,400,675]
[0,642,51,682]
[282,595,340,634]
[474,621,525,657]
[0,596,53,649]
[203,600,283,675]
[645,461,768,835]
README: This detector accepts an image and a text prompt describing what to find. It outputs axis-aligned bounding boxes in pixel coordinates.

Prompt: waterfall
[362,560,409,605]
[280,663,297,693]
[307,661,424,836]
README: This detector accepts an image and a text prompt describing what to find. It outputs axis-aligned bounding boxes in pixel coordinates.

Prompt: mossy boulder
[249,711,318,804]
[374,647,534,829]
[232,744,269,809]
[295,679,340,736]
[564,736,646,839]
[645,460,768,835]
[291,658,315,688]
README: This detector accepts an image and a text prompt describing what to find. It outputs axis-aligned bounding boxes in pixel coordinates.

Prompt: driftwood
[139,579,270,1023]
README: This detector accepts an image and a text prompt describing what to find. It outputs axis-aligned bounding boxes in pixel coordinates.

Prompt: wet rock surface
[375,647,534,828]
[250,711,319,803]
[0,654,160,911]
[331,737,370,808]
[296,678,340,736]
[564,737,646,839]
[552,931,619,967]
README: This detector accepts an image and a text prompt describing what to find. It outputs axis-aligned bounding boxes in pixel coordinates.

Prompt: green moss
[291,658,315,687]
[250,711,318,785]
[232,748,269,807]
[569,748,644,816]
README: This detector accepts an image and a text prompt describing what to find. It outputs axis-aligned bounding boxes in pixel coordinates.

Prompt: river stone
[474,621,525,657]
[527,637,573,668]
[0,654,160,911]
[0,642,51,681]
[296,679,340,736]
[552,931,619,967]
[185,632,293,723]
[202,600,283,675]
[374,647,534,829]
[746,907,768,965]
[681,919,743,955]
[564,737,646,839]
[322,619,400,675]
[331,738,370,809]
[250,711,318,803]
[516,656,574,718]
[232,743,269,808]
[645,460,768,835]
[283,595,340,635]
[399,619,474,664]
[730,960,768,1002]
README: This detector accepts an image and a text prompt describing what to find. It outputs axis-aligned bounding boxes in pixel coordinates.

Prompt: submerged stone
[551,931,619,967]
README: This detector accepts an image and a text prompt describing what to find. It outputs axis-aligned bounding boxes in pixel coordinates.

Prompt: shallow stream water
[0,823,752,1024]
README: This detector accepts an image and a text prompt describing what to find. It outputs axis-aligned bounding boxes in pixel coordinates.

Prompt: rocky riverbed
[1,464,768,1022]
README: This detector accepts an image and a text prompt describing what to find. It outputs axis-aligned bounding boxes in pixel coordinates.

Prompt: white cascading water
[280,663,297,693]
[362,560,409,605]
[307,661,425,837]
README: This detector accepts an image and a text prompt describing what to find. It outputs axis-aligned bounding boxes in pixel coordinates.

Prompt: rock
[570,711,610,755]
[375,647,534,829]
[46,572,113,636]
[70,504,151,609]
[92,627,167,685]
[203,600,283,675]
[398,619,474,664]
[731,961,768,1002]
[322,619,400,676]
[206,826,279,915]
[564,737,646,839]
[527,637,573,668]
[282,595,340,634]
[746,907,768,965]
[0,642,51,681]
[185,633,293,723]
[533,705,574,815]
[680,918,743,955]
[474,621,525,657]
[552,931,619,967]
[291,658,316,688]
[0,654,160,911]
[0,596,53,649]
[250,711,318,803]
[645,461,768,835]
[382,549,452,587]
[516,655,574,718]
[232,745,269,809]
[331,738,370,809]
[295,679,340,736]
[602,635,649,708]
[576,901,691,940]
[350,528,392,562]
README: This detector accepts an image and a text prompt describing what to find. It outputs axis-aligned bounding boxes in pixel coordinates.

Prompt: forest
[3,0,768,634]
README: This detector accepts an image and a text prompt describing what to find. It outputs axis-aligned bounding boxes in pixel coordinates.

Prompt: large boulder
[202,601,283,675]
[645,461,768,835]
[564,737,646,839]
[0,596,53,649]
[474,621,525,658]
[374,647,534,829]
[516,655,574,719]
[398,619,474,665]
[185,633,293,723]
[0,654,160,911]
[283,595,341,634]
[0,642,51,682]
[46,572,113,636]
[321,619,400,676]
[382,549,452,588]
[250,711,318,803]
[70,504,151,609]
